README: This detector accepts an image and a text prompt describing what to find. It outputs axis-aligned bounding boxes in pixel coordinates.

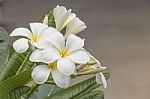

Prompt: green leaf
[4,86,31,99]
[50,85,63,95]
[78,90,104,99]
[40,10,56,27]
[29,84,54,99]
[45,72,110,99]
[0,48,34,81]
[0,70,32,99]
[0,27,9,70]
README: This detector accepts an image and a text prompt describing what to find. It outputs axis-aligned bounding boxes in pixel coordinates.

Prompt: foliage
[0,70,32,99]
[0,27,9,70]
[45,72,110,99]
[0,48,33,81]
[4,86,31,99]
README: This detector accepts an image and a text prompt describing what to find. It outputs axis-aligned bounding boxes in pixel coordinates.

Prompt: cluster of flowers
[10,5,107,88]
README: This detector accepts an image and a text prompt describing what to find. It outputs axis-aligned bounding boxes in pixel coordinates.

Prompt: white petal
[52,70,71,88]
[29,23,48,35]
[60,9,76,31]
[96,72,107,88]
[53,5,67,31]
[53,5,76,31]
[69,49,90,64]
[43,28,65,50]
[10,28,32,39]
[34,27,59,49]
[96,73,102,84]
[65,18,86,37]
[29,49,43,62]
[66,34,84,52]
[13,38,29,53]
[57,58,75,75]
[43,15,48,25]
[41,27,60,37]
[32,65,50,84]
[41,48,60,64]
[33,38,50,49]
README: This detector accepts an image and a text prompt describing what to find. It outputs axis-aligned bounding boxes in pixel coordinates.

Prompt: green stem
[25,83,40,98]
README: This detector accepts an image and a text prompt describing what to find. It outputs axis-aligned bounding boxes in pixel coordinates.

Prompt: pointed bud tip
[102,67,107,70]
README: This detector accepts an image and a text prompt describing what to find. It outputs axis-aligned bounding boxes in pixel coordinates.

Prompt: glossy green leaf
[29,84,54,99]
[77,90,104,99]
[0,27,9,70]
[50,85,63,95]
[40,10,56,27]
[46,72,110,99]
[0,70,32,99]
[0,48,34,81]
[4,86,31,99]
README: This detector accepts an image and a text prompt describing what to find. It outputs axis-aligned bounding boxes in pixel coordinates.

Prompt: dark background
[1,0,150,99]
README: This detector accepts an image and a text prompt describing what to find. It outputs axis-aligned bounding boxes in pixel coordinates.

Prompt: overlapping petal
[52,70,71,88]
[13,38,29,53]
[32,65,50,84]
[10,28,32,39]
[69,49,90,64]
[45,30,65,50]
[53,5,76,31]
[66,34,84,52]
[57,58,75,75]
[33,38,50,49]
[29,23,48,36]
[65,18,86,37]
[41,48,60,63]
[29,49,43,62]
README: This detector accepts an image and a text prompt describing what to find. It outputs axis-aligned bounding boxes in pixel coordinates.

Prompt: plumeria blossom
[9,5,109,89]
[53,5,76,31]
[32,62,71,88]
[65,17,86,38]
[90,55,107,88]
[53,5,86,37]
[10,22,49,53]
[30,29,90,75]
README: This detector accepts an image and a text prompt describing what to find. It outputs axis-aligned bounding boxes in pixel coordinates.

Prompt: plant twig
[25,83,40,98]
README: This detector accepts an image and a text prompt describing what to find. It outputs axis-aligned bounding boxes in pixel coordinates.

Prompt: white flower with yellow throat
[10,22,50,53]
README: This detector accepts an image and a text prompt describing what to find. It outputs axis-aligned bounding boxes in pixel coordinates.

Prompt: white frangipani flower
[10,23,49,53]
[90,55,107,88]
[65,17,86,38]
[30,30,90,75]
[53,5,76,31]
[32,62,71,88]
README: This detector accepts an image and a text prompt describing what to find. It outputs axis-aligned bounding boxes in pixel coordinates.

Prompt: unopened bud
[43,15,48,25]
[87,60,97,65]
[76,64,87,70]
[77,66,107,76]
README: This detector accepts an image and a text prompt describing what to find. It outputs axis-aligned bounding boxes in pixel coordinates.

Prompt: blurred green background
[1,0,150,99]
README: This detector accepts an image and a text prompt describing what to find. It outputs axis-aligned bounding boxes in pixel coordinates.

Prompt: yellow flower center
[60,49,69,58]
[32,35,39,42]
[48,62,57,70]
